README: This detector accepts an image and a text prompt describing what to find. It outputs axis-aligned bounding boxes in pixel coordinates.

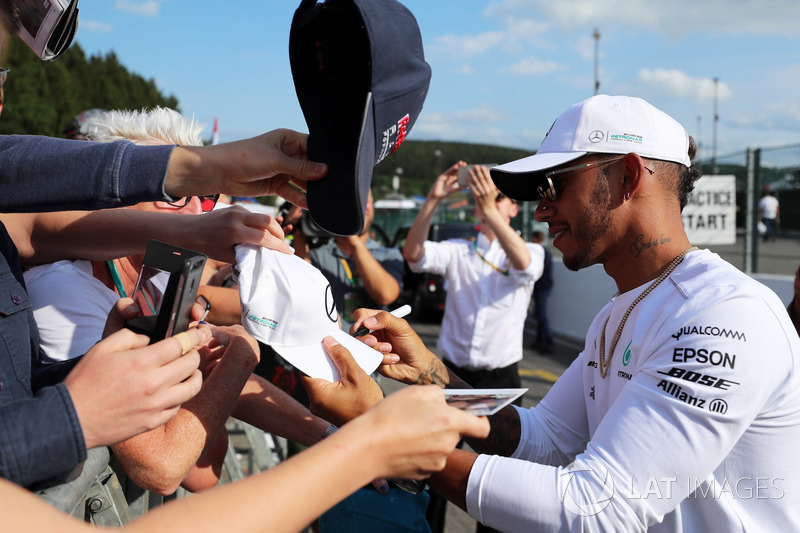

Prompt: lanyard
[106,260,127,297]
[473,240,510,276]
[339,257,357,287]
[107,260,157,314]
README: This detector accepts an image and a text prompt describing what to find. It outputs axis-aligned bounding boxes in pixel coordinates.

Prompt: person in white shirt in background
[758,189,779,242]
[402,163,543,533]
[403,164,543,397]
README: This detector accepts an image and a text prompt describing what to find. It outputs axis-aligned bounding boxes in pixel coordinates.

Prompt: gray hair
[86,107,206,147]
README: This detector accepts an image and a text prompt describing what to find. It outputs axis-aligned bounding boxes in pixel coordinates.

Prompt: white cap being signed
[233,244,382,381]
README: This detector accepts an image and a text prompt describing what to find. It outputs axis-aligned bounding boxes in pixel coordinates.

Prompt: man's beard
[562,177,614,272]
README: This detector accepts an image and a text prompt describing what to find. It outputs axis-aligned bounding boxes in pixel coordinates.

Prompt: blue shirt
[0,135,173,487]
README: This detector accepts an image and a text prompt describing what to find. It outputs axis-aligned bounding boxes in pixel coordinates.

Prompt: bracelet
[322,424,339,439]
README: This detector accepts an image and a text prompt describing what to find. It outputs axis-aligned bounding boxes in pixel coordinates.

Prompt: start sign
[681,175,736,245]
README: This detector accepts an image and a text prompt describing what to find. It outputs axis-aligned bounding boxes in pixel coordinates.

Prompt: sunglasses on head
[166,194,220,212]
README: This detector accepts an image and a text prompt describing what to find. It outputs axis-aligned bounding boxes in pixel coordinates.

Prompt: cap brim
[490,151,585,201]
[273,329,383,382]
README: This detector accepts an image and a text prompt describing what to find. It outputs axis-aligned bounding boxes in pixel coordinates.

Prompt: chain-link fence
[697,143,800,275]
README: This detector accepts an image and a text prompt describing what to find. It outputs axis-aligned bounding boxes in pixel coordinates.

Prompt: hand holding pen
[349,304,427,495]
[350,304,412,338]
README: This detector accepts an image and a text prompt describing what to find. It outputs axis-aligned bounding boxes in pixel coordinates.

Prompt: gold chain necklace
[598,246,698,378]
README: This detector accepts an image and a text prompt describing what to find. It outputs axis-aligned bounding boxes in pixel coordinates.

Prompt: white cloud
[501,17,552,49]
[78,20,113,33]
[504,57,567,76]
[638,68,733,104]
[414,106,506,142]
[483,0,800,38]
[114,1,160,17]
[428,31,505,60]
[759,99,800,132]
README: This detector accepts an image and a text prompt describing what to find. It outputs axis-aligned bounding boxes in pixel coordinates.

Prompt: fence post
[744,148,761,273]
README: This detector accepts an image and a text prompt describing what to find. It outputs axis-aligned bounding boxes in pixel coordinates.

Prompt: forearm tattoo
[412,356,454,387]
[413,356,521,456]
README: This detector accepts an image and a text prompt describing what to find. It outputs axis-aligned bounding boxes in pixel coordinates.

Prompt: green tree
[0,40,179,137]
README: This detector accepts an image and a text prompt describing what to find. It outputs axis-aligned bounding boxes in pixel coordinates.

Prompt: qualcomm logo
[559,458,614,517]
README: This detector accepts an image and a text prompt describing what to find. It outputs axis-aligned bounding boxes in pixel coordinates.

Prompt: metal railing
[34,420,287,525]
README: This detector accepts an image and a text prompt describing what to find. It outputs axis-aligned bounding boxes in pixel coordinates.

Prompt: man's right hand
[429,161,465,201]
[64,326,208,450]
[166,129,327,208]
[351,309,450,387]
[340,385,490,480]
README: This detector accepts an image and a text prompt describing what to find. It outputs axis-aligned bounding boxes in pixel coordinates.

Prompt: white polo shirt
[409,232,543,370]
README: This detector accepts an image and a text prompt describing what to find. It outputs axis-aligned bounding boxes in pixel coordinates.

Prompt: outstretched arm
[233,373,331,447]
[354,309,523,457]
[467,165,531,271]
[403,162,465,263]
[338,235,400,306]
[3,205,291,267]
[164,129,326,206]
[303,309,523,458]
[1,385,489,533]
[110,325,259,495]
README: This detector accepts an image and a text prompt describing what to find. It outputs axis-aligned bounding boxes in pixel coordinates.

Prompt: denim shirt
[0,135,173,486]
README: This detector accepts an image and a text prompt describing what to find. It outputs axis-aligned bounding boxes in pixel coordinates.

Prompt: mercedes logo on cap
[324,284,338,323]
[588,130,605,143]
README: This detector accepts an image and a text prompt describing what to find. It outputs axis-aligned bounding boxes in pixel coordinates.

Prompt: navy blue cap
[290,0,431,236]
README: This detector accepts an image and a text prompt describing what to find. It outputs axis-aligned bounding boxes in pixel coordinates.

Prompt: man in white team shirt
[758,190,780,242]
[309,95,800,532]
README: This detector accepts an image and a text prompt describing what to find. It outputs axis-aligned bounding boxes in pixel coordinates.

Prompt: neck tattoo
[598,246,699,379]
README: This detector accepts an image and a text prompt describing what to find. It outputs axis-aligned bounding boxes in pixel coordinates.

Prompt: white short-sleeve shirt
[408,233,543,370]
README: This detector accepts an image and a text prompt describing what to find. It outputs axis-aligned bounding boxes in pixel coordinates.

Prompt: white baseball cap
[234,244,382,382]
[490,95,691,201]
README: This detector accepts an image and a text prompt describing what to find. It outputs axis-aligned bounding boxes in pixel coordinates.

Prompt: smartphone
[125,240,208,343]
[457,163,498,188]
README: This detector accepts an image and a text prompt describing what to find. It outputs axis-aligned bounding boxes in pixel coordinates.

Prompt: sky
[72,0,800,164]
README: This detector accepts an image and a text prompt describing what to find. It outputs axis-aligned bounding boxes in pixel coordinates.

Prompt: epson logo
[672,348,736,369]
